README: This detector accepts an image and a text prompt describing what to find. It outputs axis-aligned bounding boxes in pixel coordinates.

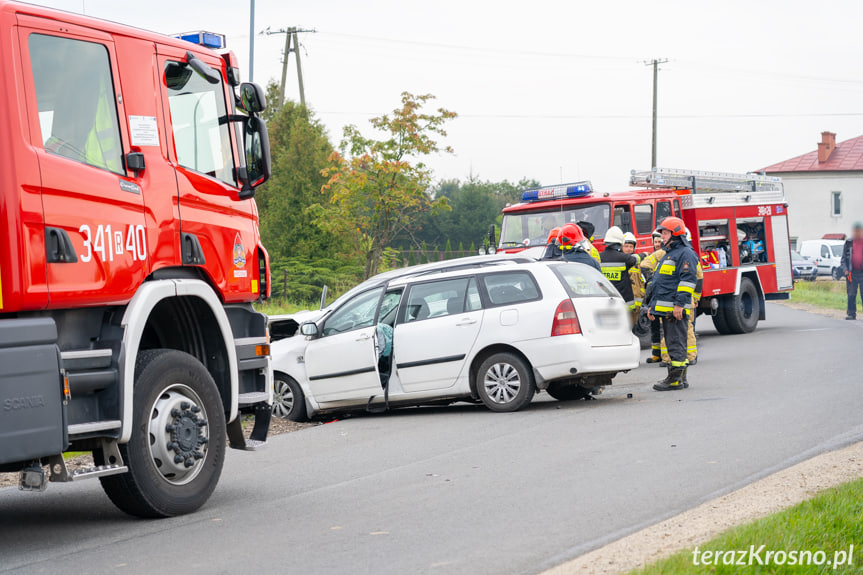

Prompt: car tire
[723,277,760,334]
[97,349,226,518]
[546,382,591,401]
[475,353,535,412]
[273,373,307,422]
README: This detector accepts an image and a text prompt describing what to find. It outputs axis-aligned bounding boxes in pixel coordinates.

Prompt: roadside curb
[542,441,863,575]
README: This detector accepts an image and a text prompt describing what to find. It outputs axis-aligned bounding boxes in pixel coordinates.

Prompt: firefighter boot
[653,366,686,391]
[681,366,689,389]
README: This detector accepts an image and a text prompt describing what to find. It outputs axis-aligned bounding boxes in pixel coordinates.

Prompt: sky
[30,0,863,192]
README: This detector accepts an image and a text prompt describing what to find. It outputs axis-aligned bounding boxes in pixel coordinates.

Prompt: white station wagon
[270,256,640,419]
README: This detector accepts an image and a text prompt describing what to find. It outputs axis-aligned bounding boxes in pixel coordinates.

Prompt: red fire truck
[0,2,273,517]
[497,167,794,334]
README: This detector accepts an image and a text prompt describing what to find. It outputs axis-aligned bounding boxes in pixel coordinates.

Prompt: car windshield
[831,245,844,257]
[500,202,611,248]
[548,262,621,299]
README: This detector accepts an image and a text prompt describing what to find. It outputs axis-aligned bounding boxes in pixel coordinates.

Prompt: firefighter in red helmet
[646,217,699,391]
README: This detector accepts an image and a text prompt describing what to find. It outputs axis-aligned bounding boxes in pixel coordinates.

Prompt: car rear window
[481,271,541,306]
[549,263,622,299]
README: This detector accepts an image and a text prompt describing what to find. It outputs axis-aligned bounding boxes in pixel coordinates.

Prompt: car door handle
[456,318,477,326]
[356,334,371,341]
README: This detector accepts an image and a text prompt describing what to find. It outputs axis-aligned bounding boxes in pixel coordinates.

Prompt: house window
[831,191,842,217]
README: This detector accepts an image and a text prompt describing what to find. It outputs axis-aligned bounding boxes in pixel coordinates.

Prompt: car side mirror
[300,323,319,337]
[238,116,272,198]
[239,82,267,114]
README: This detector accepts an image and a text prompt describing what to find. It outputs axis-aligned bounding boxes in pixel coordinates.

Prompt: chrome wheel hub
[483,363,521,404]
[272,378,294,419]
[148,384,209,485]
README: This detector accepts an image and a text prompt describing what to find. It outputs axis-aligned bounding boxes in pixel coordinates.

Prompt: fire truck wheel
[97,349,226,518]
[711,304,733,335]
[723,277,760,334]
[476,353,536,412]
[546,382,591,401]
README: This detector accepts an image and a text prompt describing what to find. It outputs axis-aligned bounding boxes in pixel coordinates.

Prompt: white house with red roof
[761,131,863,249]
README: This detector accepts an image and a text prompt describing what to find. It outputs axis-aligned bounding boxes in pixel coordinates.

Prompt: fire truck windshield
[499,202,612,247]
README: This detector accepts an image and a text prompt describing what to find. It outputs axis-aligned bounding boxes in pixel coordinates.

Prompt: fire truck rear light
[551,299,581,336]
[255,345,270,357]
[174,31,226,50]
[521,181,593,203]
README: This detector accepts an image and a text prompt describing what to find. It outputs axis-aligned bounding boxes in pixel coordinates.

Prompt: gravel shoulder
[543,441,863,575]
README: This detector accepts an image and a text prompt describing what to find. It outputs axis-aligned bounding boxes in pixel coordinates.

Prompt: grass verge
[255,299,316,316]
[630,477,863,574]
[790,279,848,312]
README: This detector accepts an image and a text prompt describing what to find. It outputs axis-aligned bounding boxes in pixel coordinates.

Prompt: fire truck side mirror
[239,116,271,198]
[239,82,267,114]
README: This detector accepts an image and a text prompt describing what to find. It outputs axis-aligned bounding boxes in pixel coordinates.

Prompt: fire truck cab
[0,1,273,517]
[498,168,794,335]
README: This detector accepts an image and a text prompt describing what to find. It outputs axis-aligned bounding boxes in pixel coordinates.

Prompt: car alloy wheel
[272,377,294,419]
[483,362,522,404]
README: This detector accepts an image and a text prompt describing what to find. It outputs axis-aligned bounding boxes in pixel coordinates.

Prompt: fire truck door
[18,19,148,308]
[156,48,258,302]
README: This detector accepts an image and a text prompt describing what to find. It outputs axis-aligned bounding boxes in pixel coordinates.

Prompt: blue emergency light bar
[174,31,226,50]
[521,181,593,203]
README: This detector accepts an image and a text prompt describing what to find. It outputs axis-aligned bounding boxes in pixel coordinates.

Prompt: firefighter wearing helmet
[657,228,703,366]
[646,217,699,391]
[550,223,600,271]
[542,227,563,260]
[600,226,639,309]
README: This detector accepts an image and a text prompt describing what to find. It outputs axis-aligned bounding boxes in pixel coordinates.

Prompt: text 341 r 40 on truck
[496,167,795,334]
[0,2,275,517]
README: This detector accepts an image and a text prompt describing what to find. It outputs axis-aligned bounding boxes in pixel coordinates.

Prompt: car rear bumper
[520,334,641,383]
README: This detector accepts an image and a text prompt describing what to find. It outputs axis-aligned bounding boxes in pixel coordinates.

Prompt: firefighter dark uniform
[600,227,639,309]
[647,218,699,391]
[660,261,702,364]
[548,223,601,271]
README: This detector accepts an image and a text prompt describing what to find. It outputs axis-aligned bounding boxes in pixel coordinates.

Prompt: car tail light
[551,299,581,336]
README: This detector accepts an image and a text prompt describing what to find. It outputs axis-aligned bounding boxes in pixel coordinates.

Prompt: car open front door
[393,277,483,393]
[304,287,385,404]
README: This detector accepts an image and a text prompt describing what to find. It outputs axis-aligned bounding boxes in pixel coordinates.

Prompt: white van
[799,239,845,279]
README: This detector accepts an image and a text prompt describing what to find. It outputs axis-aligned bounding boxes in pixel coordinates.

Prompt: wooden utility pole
[265,27,315,110]
[644,58,668,168]
[293,29,306,108]
[278,31,292,108]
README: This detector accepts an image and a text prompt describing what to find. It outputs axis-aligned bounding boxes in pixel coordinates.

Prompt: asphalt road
[2,304,862,575]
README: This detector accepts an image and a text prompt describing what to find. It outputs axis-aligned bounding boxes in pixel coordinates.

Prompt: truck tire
[723,277,760,334]
[546,382,591,401]
[273,373,307,422]
[98,349,226,518]
[476,353,535,412]
[711,304,733,335]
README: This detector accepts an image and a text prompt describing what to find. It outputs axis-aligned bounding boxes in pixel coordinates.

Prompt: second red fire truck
[496,167,794,334]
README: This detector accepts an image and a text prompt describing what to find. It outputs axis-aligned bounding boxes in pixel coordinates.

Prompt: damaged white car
[269,256,639,420]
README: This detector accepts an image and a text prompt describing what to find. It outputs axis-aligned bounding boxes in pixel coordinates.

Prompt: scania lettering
[0,2,274,518]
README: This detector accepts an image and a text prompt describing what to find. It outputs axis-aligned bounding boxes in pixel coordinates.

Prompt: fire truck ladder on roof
[629,167,784,195]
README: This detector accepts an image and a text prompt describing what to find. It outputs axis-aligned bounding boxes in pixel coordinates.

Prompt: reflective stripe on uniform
[677,281,696,295]
[601,262,626,281]
[670,360,688,367]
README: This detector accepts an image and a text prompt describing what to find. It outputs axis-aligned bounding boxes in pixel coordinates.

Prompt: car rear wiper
[596,282,617,298]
